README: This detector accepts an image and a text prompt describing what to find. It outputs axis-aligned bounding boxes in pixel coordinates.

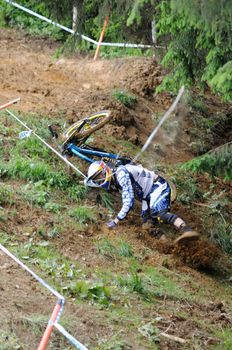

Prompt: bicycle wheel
[62,110,111,146]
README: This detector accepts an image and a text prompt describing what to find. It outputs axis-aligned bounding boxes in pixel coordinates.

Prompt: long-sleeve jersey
[115,164,157,220]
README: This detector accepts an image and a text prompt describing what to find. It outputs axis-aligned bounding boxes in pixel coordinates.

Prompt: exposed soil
[0,28,231,350]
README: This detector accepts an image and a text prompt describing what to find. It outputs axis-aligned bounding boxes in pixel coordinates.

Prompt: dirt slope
[0,28,231,350]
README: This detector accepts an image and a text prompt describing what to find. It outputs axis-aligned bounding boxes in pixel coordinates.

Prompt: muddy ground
[0,28,232,350]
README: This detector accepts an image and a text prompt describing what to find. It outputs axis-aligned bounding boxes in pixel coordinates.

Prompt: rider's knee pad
[156,211,178,224]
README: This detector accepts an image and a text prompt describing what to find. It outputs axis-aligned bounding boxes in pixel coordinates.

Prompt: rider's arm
[115,167,135,221]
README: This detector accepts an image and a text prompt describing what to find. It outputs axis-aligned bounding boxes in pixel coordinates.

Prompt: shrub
[181,143,232,181]
[112,89,137,108]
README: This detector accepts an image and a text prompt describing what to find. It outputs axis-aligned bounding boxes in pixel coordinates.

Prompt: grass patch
[65,280,111,306]
[96,238,134,259]
[97,191,114,211]
[213,328,232,349]
[116,266,189,302]
[0,156,72,189]
[69,206,97,225]
[0,330,21,350]
[173,169,202,205]
[112,89,137,108]
[21,181,50,206]
[0,183,15,205]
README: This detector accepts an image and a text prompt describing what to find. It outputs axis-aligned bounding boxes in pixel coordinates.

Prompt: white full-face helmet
[85,160,113,190]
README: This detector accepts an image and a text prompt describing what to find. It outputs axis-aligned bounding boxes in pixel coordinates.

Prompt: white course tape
[6,109,87,179]
[55,323,89,350]
[0,243,64,300]
[3,0,152,48]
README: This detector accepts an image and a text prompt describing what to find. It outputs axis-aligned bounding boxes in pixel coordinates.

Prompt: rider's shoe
[174,226,200,244]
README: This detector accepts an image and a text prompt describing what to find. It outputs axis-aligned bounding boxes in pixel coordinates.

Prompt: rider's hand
[106,218,119,229]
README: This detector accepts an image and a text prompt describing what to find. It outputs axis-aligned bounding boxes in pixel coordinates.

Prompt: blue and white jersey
[115,164,156,220]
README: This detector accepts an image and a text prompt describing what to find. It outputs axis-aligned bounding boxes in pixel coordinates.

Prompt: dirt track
[0,28,232,349]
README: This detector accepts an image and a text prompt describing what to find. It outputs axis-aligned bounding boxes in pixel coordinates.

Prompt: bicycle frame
[66,143,129,165]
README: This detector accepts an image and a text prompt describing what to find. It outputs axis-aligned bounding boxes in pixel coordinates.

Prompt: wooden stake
[94,16,109,61]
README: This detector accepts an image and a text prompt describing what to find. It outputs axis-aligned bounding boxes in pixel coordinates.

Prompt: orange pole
[94,16,109,61]
[0,98,20,111]
[37,299,63,350]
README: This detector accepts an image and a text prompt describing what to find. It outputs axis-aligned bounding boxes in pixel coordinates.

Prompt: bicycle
[49,110,132,166]
[48,110,177,202]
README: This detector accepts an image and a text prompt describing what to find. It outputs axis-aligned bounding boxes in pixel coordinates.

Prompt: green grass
[0,183,15,205]
[65,280,111,306]
[112,89,137,108]
[213,328,232,349]
[21,182,50,206]
[96,238,134,259]
[0,330,21,350]
[173,169,202,205]
[69,206,97,225]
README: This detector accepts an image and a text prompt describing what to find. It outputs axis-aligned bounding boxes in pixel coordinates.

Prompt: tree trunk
[72,0,84,33]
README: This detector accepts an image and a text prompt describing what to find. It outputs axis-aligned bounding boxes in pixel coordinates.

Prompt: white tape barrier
[0,243,64,300]
[6,109,87,179]
[3,0,152,49]
[55,324,89,350]
[0,243,89,349]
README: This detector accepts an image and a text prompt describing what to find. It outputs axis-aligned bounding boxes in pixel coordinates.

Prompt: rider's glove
[107,220,117,229]
[107,218,119,229]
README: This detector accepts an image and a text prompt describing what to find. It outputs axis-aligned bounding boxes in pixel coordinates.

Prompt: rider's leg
[148,179,199,242]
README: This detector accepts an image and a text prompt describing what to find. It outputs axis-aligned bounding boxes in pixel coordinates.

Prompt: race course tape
[3,0,152,48]
[0,243,89,349]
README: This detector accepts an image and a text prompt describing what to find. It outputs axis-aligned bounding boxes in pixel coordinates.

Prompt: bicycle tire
[62,110,111,145]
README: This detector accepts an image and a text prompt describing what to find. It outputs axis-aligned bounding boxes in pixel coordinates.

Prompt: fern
[210,61,232,101]
[182,142,232,180]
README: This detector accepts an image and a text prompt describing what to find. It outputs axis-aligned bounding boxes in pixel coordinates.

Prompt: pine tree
[156,0,232,101]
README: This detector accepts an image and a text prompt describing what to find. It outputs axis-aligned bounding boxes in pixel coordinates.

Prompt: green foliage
[96,238,134,259]
[213,328,232,350]
[0,183,14,205]
[66,280,111,305]
[14,136,51,160]
[44,201,62,213]
[210,61,232,101]
[69,205,96,225]
[1,0,68,40]
[0,331,21,350]
[138,322,159,343]
[19,241,77,280]
[174,171,201,205]
[96,238,116,258]
[211,222,232,256]
[190,99,208,115]
[20,315,48,336]
[98,191,114,211]
[98,46,150,59]
[112,89,137,108]
[156,0,232,100]
[0,156,71,189]
[66,184,88,201]
[117,241,134,258]
[181,143,232,181]
[95,336,131,350]
[21,181,49,206]
[117,272,148,298]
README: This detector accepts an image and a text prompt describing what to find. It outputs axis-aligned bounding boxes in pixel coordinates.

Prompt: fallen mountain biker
[85,160,200,244]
